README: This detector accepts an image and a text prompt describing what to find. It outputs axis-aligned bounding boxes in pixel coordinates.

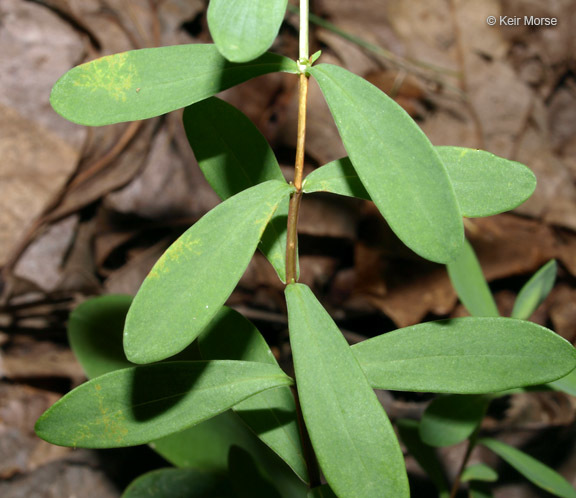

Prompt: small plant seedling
[35,2,576,496]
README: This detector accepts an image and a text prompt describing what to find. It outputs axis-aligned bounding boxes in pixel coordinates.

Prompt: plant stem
[285,0,310,284]
[298,0,309,68]
[449,428,479,498]
[287,2,319,487]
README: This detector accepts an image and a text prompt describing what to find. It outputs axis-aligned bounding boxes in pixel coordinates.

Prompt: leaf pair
[284,284,576,497]
[44,296,309,493]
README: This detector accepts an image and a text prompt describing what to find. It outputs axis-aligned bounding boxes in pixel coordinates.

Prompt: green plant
[35,2,576,496]
[400,247,576,498]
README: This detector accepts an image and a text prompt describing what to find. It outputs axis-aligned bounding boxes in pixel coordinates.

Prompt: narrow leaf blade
[183,97,289,281]
[512,260,557,320]
[419,395,489,447]
[447,239,500,317]
[436,146,536,217]
[35,360,293,448]
[51,45,298,126]
[122,468,234,498]
[309,64,463,263]
[353,317,576,393]
[198,307,308,483]
[124,180,293,364]
[479,438,576,498]
[286,283,409,497]
[208,0,288,63]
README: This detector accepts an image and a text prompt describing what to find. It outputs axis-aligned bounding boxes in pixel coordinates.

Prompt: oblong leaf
[35,360,293,448]
[68,294,134,378]
[67,297,306,494]
[352,317,576,393]
[286,283,409,498]
[309,64,463,263]
[479,438,576,498]
[303,147,536,219]
[208,0,288,63]
[447,239,499,317]
[396,419,450,498]
[51,45,298,126]
[461,463,498,483]
[183,97,289,281]
[198,307,308,483]
[419,395,489,447]
[122,468,234,498]
[436,147,536,217]
[124,180,293,364]
[512,259,557,320]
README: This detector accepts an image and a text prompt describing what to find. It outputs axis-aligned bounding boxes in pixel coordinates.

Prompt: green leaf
[435,147,536,217]
[228,446,282,498]
[352,317,576,393]
[512,260,557,320]
[208,0,288,63]
[303,157,370,200]
[67,298,306,495]
[479,438,576,498]
[35,360,293,448]
[122,468,234,498]
[151,412,308,498]
[183,97,289,281]
[304,147,536,219]
[461,463,498,483]
[447,239,499,317]
[419,395,489,447]
[308,64,463,264]
[124,180,293,364]
[68,295,134,378]
[50,45,298,126]
[285,283,409,498]
[396,419,450,498]
[550,368,576,396]
[198,307,308,483]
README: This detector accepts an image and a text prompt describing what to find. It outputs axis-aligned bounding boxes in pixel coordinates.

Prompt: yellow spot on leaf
[73,52,136,102]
